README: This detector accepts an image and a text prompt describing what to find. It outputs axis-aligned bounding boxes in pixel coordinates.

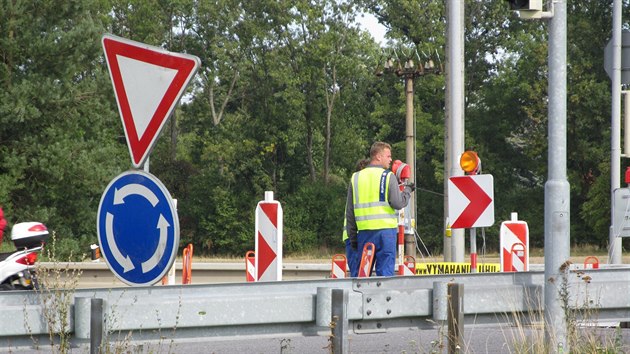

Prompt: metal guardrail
[37,261,332,288]
[1,266,630,351]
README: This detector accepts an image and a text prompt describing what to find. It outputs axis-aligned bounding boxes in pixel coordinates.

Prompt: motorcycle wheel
[11,284,31,290]
[30,272,40,290]
[0,283,15,291]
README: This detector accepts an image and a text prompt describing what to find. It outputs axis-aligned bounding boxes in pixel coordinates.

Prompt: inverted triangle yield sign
[102,34,200,168]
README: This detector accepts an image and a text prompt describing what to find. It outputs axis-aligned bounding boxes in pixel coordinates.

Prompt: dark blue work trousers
[357,228,397,276]
[345,239,360,277]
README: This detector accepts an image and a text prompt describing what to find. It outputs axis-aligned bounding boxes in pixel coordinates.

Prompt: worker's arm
[387,173,411,209]
[345,184,358,249]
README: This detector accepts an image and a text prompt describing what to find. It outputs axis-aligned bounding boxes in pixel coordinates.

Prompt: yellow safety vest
[351,167,397,230]
[342,209,348,242]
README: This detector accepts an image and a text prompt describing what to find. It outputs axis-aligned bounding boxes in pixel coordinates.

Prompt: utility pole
[376,50,440,259]
[403,71,416,258]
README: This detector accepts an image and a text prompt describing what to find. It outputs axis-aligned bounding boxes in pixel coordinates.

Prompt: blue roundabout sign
[97,170,179,286]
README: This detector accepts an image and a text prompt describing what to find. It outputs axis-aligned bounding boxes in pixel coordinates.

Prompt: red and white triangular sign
[102,34,200,168]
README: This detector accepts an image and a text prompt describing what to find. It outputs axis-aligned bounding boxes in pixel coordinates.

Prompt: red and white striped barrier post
[392,160,411,275]
[400,255,416,276]
[358,242,376,278]
[330,254,347,279]
[182,243,193,284]
[509,243,527,272]
[255,191,283,281]
[245,250,256,282]
[500,212,529,272]
[161,263,175,285]
[397,217,405,275]
[584,256,599,269]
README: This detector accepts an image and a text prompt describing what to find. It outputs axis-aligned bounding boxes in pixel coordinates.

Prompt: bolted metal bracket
[352,277,432,334]
[353,319,386,333]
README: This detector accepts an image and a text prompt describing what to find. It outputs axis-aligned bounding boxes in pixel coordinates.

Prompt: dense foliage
[0,1,627,259]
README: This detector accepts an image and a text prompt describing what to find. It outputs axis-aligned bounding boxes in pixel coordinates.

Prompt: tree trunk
[170,110,178,161]
[306,88,316,182]
[323,65,338,183]
[209,70,239,126]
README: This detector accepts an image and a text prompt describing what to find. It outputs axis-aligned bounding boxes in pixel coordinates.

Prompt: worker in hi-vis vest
[345,142,414,276]
[343,158,370,277]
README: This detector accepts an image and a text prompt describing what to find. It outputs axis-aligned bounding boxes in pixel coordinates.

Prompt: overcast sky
[357,12,387,45]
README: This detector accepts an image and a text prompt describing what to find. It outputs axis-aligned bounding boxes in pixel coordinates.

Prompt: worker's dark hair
[370,142,391,159]
[355,158,370,171]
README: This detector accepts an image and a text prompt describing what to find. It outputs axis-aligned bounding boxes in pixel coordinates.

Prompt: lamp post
[377,50,440,258]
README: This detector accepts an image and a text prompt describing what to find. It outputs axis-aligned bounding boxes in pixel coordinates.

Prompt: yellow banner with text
[415,262,500,275]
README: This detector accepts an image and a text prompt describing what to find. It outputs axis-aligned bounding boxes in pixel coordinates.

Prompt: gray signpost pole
[446,0,465,263]
[603,3,629,264]
[609,0,623,264]
[544,0,569,351]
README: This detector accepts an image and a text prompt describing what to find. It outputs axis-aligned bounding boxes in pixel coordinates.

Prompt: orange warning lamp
[392,160,411,180]
[460,151,480,175]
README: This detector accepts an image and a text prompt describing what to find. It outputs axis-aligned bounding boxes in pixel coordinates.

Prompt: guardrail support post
[315,287,332,327]
[331,289,348,354]
[75,297,104,352]
[432,281,449,322]
[448,283,463,354]
[90,298,104,354]
[74,297,91,339]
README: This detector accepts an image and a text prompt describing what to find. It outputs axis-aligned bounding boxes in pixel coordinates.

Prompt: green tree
[167,0,382,254]
[0,0,127,258]
[1,0,624,260]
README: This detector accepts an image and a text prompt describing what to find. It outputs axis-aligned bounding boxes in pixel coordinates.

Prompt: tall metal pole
[405,75,417,258]
[544,0,569,351]
[446,0,465,262]
[443,0,452,262]
[609,0,623,264]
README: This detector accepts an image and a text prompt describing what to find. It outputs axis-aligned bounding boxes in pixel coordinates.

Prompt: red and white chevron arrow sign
[448,175,494,229]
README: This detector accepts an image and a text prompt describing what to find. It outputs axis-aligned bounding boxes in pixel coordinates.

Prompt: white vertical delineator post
[165,260,176,285]
[624,91,630,157]
[255,191,283,281]
[166,198,178,285]
[162,198,177,285]
[397,208,405,275]
[470,228,477,273]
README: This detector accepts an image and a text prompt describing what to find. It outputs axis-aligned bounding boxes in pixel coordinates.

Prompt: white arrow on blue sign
[97,170,179,286]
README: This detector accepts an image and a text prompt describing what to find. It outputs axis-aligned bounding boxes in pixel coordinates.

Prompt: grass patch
[25,232,84,353]
[497,261,625,353]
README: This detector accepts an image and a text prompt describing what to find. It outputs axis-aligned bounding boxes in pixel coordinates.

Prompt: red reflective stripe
[260,203,278,228]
